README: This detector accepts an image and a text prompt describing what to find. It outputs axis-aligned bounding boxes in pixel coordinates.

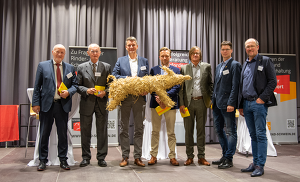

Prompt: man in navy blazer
[148,47,180,166]
[212,41,241,169]
[32,44,78,171]
[238,38,277,177]
[112,36,149,167]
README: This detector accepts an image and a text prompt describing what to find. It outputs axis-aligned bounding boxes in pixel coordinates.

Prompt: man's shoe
[198,158,210,166]
[170,158,179,166]
[218,159,233,169]
[212,157,225,165]
[37,161,46,171]
[98,159,107,167]
[184,158,194,166]
[241,163,255,172]
[120,157,128,167]
[148,155,157,165]
[134,158,145,167]
[251,166,264,177]
[60,160,70,170]
[79,159,90,167]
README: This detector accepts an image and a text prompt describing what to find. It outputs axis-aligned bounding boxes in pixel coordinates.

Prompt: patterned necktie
[93,63,96,75]
[56,63,62,95]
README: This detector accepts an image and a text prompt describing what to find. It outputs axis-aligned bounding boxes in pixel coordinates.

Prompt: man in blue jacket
[148,47,180,166]
[238,38,277,177]
[112,36,149,167]
[32,44,78,171]
[212,41,241,169]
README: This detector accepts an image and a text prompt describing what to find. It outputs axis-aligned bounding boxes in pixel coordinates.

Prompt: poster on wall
[69,46,119,147]
[261,53,298,144]
[170,50,190,69]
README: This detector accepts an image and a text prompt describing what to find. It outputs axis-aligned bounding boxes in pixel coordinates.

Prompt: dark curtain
[1,0,300,143]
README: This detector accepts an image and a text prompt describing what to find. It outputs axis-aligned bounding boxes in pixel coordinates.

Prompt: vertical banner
[261,54,298,144]
[69,46,119,147]
[170,50,190,69]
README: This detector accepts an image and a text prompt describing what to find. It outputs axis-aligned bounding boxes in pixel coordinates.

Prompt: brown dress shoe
[170,158,179,166]
[134,158,145,167]
[148,155,157,165]
[198,158,210,166]
[184,158,194,166]
[120,157,128,167]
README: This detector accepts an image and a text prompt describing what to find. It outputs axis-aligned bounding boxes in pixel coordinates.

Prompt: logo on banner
[72,118,81,131]
[274,75,290,94]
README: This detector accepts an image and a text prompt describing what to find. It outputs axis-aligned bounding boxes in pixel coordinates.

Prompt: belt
[191,96,203,100]
[244,97,257,101]
[54,99,61,103]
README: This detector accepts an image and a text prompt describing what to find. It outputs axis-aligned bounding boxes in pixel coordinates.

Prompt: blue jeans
[213,105,237,161]
[243,100,268,168]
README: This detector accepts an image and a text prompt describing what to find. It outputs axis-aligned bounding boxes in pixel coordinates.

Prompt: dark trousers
[80,99,108,161]
[39,101,68,162]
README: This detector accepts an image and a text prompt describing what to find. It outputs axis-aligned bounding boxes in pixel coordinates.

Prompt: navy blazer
[238,54,277,108]
[112,55,149,78]
[32,60,78,113]
[149,65,180,109]
[212,59,241,109]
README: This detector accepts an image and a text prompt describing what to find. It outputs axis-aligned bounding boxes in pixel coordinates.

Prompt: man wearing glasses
[77,44,112,167]
[238,38,277,177]
[179,46,213,166]
[211,41,241,169]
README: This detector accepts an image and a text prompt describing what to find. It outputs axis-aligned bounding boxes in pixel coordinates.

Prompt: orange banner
[0,105,19,142]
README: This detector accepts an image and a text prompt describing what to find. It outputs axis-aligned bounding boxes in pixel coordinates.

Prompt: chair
[25,104,39,158]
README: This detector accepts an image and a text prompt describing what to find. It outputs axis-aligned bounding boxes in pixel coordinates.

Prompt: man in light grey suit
[77,44,111,167]
[179,46,213,166]
[112,36,149,167]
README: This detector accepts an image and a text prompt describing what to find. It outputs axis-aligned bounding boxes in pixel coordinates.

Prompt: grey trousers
[184,99,207,159]
[120,95,146,159]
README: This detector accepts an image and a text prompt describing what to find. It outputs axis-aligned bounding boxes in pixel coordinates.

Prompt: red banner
[274,75,290,94]
[0,105,19,142]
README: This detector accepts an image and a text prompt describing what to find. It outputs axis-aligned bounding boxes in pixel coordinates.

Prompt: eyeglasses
[221,49,231,52]
[127,44,136,47]
[192,53,200,55]
[54,51,65,55]
[245,45,256,49]
[90,50,100,54]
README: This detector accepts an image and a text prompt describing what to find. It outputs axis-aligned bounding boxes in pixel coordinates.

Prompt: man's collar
[128,54,138,61]
[53,60,62,65]
[247,54,258,62]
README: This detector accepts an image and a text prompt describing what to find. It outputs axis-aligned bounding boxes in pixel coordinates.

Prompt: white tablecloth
[236,115,277,156]
[27,88,80,166]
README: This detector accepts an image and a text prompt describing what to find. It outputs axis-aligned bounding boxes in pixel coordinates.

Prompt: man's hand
[227,105,234,112]
[140,92,148,96]
[87,88,97,95]
[32,106,40,114]
[256,98,265,104]
[155,96,166,109]
[96,91,106,98]
[180,105,186,114]
[239,109,244,117]
[60,90,70,99]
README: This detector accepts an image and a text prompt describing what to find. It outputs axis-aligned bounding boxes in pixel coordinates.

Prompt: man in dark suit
[179,46,213,166]
[32,44,78,171]
[212,41,241,169]
[77,44,111,167]
[238,38,277,177]
[148,47,180,166]
[112,36,149,167]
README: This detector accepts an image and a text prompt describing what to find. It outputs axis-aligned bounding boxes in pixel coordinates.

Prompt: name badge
[141,66,146,71]
[67,72,73,79]
[223,69,229,75]
[95,72,101,77]
[258,66,263,71]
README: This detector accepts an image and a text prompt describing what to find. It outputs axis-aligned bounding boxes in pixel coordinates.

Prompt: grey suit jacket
[77,60,111,115]
[179,62,213,108]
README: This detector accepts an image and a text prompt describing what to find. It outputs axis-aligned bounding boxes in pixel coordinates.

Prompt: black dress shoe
[60,160,70,170]
[80,159,90,167]
[218,159,233,169]
[212,157,225,165]
[241,163,255,172]
[251,166,264,177]
[98,159,107,167]
[37,161,46,171]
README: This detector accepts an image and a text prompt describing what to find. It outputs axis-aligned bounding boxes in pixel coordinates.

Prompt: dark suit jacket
[238,54,277,108]
[212,59,241,109]
[179,62,213,108]
[32,60,78,113]
[77,60,111,115]
[112,55,149,78]
[149,65,180,110]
